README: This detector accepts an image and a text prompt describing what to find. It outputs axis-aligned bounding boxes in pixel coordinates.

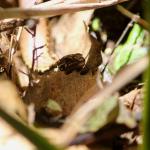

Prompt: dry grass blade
[59,55,148,146]
[0,0,127,19]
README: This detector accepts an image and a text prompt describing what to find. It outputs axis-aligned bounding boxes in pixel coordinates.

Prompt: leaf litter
[0,0,149,150]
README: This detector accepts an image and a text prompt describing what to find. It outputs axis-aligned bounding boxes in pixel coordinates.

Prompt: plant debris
[0,0,149,150]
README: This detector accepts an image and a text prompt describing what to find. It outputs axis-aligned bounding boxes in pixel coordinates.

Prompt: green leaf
[109,23,149,74]
[0,108,62,150]
[126,23,141,45]
[91,18,101,31]
[83,95,119,132]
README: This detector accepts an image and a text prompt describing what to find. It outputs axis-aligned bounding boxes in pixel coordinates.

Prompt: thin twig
[101,19,134,74]
[31,27,37,72]
[18,69,29,76]
[9,27,23,64]
[115,20,134,48]
[116,5,150,30]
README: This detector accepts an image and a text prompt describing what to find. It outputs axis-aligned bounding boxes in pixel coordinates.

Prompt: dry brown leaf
[120,88,143,115]
[24,71,100,116]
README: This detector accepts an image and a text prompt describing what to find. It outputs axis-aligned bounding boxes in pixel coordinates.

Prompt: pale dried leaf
[0,80,27,121]
[0,32,10,54]
[0,118,34,150]
[119,88,143,120]
[117,101,137,128]
[12,52,29,87]
[51,10,93,58]
[120,88,143,112]
[19,0,58,72]
[20,19,58,72]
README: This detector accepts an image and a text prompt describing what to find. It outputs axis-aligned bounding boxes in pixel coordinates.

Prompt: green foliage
[83,96,119,132]
[91,17,101,31]
[109,23,149,74]
[83,95,137,133]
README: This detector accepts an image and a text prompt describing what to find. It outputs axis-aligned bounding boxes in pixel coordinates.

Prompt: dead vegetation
[0,0,149,150]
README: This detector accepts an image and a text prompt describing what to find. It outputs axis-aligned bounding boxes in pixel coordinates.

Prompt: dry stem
[116,5,150,30]
[0,0,127,19]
